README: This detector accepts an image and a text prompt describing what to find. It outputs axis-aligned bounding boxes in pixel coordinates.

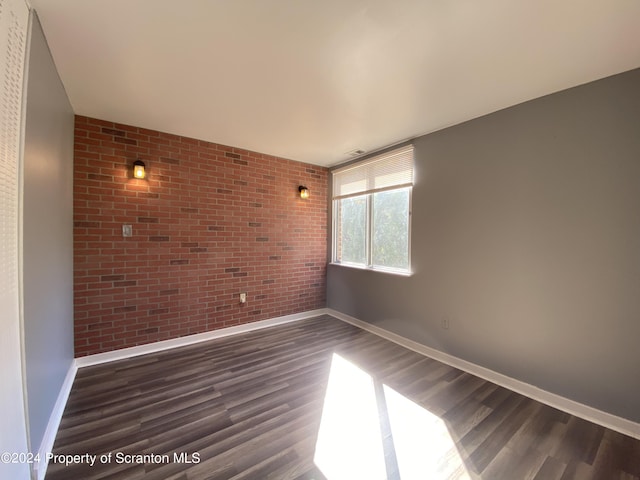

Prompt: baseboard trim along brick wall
[75,308,329,368]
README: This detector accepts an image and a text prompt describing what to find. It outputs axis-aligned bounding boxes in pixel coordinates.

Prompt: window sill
[329,262,413,277]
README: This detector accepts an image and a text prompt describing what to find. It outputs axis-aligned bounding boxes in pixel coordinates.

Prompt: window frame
[331,146,413,276]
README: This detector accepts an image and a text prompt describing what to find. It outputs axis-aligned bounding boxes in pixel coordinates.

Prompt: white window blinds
[0,0,31,476]
[1,0,28,295]
[332,145,414,199]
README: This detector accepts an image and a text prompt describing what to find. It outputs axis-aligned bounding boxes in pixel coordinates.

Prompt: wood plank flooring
[46,315,640,479]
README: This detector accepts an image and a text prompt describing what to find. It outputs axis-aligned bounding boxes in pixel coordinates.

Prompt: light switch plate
[122,225,132,237]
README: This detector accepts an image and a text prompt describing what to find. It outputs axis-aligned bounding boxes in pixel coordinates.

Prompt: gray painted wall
[23,12,75,452]
[327,68,640,423]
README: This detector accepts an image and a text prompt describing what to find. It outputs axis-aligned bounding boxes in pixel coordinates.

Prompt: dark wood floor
[46,315,640,480]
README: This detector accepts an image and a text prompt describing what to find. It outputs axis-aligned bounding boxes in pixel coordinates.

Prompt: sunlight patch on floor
[384,384,470,479]
[314,353,470,480]
[314,353,387,480]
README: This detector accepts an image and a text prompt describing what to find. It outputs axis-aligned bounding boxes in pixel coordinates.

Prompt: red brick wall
[74,116,327,356]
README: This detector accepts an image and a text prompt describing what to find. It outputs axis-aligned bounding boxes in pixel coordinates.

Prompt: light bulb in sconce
[298,186,309,199]
[133,159,146,179]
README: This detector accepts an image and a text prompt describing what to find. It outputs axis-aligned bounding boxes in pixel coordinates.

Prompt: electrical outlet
[122,224,132,237]
[441,316,450,330]
[239,292,247,304]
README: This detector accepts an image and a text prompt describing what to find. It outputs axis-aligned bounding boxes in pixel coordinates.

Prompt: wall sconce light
[298,186,310,199]
[132,159,146,179]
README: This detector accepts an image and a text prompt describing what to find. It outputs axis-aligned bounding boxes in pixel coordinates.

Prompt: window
[332,145,413,274]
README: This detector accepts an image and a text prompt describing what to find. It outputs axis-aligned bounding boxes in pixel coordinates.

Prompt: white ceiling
[29,0,640,167]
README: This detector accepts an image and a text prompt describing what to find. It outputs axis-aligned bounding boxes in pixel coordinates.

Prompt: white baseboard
[33,361,77,480]
[327,308,640,440]
[76,308,329,368]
